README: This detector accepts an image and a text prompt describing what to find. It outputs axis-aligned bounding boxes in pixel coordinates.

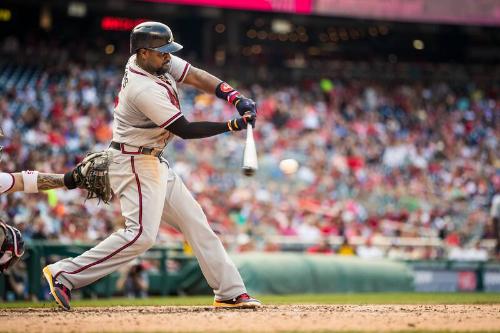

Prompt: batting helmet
[130,21,183,54]
[0,220,25,273]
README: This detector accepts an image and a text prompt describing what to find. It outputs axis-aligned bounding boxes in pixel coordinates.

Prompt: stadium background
[0,0,499,303]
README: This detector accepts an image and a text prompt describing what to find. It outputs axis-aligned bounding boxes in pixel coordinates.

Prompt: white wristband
[22,171,39,193]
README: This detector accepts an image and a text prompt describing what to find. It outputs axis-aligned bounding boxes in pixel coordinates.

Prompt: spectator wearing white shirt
[357,237,384,259]
[490,186,500,257]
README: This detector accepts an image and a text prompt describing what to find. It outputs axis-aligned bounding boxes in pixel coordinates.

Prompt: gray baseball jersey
[47,54,246,300]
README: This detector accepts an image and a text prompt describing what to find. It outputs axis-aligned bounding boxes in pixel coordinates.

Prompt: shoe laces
[55,281,71,299]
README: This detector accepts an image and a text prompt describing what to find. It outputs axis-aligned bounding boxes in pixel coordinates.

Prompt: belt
[109,141,163,157]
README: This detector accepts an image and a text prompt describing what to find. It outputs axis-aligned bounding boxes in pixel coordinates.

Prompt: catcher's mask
[0,220,25,273]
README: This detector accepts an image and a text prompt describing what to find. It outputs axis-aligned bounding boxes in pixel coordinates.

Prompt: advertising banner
[143,0,312,14]
[413,270,458,292]
[484,271,500,292]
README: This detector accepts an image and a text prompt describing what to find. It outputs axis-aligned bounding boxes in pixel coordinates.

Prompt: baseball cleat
[43,266,71,311]
[213,293,262,308]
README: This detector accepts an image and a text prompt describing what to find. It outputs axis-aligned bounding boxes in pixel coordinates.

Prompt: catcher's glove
[64,151,113,204]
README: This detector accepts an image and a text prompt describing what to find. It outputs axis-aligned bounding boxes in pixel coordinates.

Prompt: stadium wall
[3,243,500,298]
[233,253,414,294]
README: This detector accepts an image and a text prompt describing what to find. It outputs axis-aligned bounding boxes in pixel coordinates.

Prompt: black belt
[109,141,162,157]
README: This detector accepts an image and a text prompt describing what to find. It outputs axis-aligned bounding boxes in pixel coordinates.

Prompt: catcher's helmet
[130,21,183,54]
[0,126,4,162]
[0,220,25,273]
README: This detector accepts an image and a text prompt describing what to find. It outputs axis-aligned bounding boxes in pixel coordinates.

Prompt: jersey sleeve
[0,172,15,194]
[134,86,183,129]
[168,55,191,83]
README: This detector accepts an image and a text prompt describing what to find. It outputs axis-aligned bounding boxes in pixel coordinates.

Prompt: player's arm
[167,114,254,139]
[0,169,87,195]
[182,66,257,117]
[135,82,255,140]
[2,172,65,194]
[182,66,221,93]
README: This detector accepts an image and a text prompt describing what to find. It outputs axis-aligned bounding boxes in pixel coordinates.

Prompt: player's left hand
[235,97,257,116]
[228,111,256,131]
[64,151,113,204]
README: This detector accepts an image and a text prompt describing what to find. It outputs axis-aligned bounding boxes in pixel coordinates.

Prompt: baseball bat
[242,123,258,177]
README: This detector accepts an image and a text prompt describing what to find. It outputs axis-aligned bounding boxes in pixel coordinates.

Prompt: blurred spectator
[2,261,27,301]
[449,240,489,261]
[0,53,498,260]
[490,188,500,257]
[386,245,406,260]
[337,237,356,256]
[357,238,384,259]
[115,259,149,298]
[307,237,334,254]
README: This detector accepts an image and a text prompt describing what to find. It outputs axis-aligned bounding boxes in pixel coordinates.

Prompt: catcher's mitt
[66,151,113,204]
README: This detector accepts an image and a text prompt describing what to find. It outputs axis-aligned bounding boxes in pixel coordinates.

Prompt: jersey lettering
[122,69,129,89]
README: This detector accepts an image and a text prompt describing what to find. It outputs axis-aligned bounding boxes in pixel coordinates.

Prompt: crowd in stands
[0,42,499,266]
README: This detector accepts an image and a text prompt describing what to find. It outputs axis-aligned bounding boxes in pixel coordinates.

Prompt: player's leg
[161,167,260,307]
[45,152,168,309]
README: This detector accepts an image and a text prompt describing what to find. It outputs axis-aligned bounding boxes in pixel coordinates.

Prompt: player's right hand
[227,112,256,131]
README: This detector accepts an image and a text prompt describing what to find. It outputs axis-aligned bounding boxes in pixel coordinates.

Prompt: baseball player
[43,21,261,310]
[0,130,25,273]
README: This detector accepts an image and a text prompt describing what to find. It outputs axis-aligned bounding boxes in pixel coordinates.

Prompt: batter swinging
[43,21,260,310]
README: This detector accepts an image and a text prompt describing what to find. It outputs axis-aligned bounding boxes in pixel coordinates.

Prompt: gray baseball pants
[47,148,246,300]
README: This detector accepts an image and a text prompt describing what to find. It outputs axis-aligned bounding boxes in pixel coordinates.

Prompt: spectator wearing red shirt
[307,237,334,254]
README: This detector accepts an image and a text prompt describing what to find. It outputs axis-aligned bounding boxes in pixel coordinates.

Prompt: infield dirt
[1,304,499,332]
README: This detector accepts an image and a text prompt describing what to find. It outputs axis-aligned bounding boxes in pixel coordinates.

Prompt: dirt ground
[1,304,499,332]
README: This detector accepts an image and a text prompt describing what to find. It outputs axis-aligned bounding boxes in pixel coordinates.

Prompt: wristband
[227,119,242,131]
[215,82,241,105]
[63,171,78,190]
[21,171,38,193]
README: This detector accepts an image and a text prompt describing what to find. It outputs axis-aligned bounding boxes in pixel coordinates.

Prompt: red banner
[143,0,312,14]
[144,0,500,26]
[101,17,147,31]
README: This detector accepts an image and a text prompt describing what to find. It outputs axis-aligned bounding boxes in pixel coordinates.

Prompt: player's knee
[134,233,156,251]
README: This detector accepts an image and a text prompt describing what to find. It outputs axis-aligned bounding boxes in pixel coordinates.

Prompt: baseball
[279,158,299,175]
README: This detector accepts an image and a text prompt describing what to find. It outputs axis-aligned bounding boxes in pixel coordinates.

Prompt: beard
[155,61,170,75]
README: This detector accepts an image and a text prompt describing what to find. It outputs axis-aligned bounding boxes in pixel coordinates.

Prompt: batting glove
[215,81,257,116]
[235,97,257,117]
[227,112,256,131]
